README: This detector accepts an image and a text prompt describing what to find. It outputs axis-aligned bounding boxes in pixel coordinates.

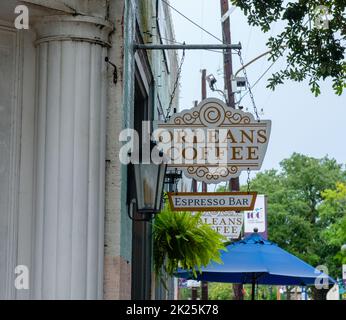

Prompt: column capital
[34,15,113,47]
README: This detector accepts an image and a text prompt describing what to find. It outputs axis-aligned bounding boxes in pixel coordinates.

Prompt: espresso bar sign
[168,192,257,212]
[155,98,271,183]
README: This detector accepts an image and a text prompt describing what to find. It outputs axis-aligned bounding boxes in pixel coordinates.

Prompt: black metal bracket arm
[105,57,118,85]
[164,169,182,185]
[127,198,153,222]
[133,42,242,51]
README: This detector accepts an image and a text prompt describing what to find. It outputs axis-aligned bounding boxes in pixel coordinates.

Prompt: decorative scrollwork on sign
[174,111,200,125]
[186,166,240,182]
[187,166,208,178]
[172,99,253,127]
[228,166,239,175]
[199,102,225,128]
[224,110,251,124]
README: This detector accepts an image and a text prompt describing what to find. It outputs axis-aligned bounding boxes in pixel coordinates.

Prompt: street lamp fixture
[128,142,168,221]
[164,169,183,191]
[134,160,167,215]
[206,73,228,104]
[206,74,217,90]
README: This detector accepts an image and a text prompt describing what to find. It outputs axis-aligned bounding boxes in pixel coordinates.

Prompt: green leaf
[231,0,346,96]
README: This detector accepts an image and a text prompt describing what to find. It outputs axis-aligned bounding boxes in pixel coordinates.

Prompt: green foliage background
[163,153,346,299]
[242,153,346,278]
[231,0,346,96]
[206,153,345,299]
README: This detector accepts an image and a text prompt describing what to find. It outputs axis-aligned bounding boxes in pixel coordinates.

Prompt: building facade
[0,0,179,299]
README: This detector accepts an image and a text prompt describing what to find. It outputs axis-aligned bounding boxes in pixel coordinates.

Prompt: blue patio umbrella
[176,231,335,300]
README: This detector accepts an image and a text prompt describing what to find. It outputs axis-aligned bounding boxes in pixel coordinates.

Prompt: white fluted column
[32,16,112,299]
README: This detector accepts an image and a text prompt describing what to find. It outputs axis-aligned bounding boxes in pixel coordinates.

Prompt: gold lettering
[240,130,255,143]
[257,129,267,143]
[247,146,259,160]
[216,146,226,160]
[158,130,173,143]
[231,147,243,160]
[182,147,197,160]
[216,226,222,233]
[224,226,230,234]
[200,146,210,160]
[208,130,219,143]
[219,218,226,225]
[167,146,182,161]
[227,129,238,143]
[176,130,186,143]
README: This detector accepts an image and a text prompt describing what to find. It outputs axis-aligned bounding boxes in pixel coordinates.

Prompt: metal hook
[127,198,153,222]
[247,168,251,194]
[105,57,118,85]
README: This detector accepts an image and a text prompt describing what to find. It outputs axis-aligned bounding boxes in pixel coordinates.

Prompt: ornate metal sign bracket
[133,43,242,51]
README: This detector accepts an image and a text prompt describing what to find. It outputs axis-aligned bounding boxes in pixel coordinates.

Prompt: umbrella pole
[251,274,256,300]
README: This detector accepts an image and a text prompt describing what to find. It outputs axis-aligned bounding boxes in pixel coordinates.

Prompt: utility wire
[237,50,260,120]
[237,17,312,105]
[162,0,223,43]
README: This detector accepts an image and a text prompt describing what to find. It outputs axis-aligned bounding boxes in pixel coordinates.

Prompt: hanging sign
[155,98,271,184]
[244,195,267,239]
[168,192,257,212]
[187,280,201,288]
[200,211,243,240]
[178,278,188,289]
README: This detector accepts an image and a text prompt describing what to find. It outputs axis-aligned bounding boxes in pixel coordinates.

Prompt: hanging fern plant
[153,203,227,279]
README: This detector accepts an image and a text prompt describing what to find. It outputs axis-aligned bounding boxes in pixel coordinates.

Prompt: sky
[169,0,346,186]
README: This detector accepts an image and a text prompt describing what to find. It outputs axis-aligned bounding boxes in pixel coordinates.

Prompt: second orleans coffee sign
[155,98,271,183]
